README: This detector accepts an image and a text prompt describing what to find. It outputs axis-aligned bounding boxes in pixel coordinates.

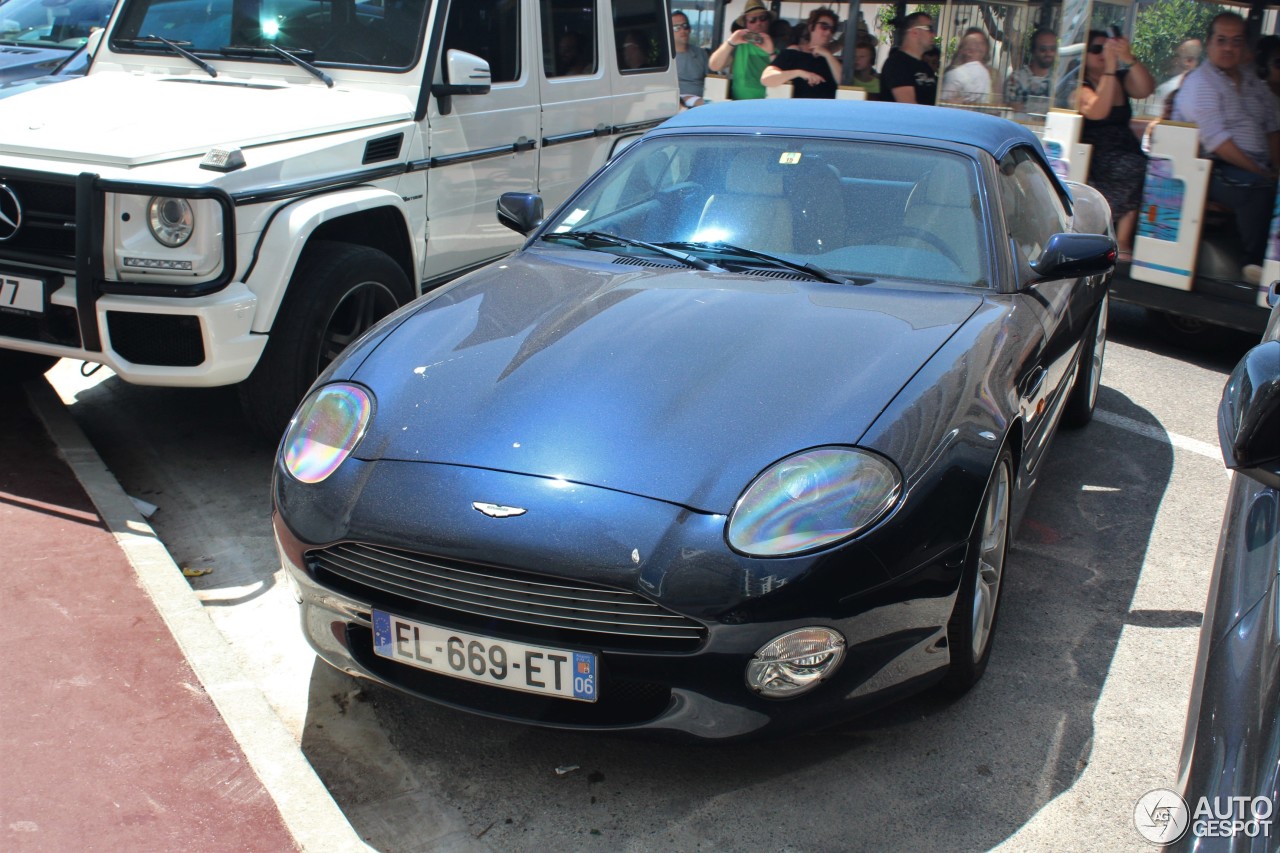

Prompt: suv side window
[998,147,1069,264]
[543,0,597,77]
[613,0,669,72]
[444,0,520,84]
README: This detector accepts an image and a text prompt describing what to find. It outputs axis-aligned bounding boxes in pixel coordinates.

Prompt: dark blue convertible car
[272,101,1116,739]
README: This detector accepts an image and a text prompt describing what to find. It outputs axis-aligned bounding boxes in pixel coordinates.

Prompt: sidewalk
[0,378,365,852]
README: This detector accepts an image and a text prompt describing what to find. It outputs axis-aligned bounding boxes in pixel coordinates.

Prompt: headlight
[746,627,846,698]
[727,447,901,556]
[281,383,373,483]
[147,196,194,247]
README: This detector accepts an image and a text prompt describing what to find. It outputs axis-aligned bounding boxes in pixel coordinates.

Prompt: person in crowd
[672,10,709,107]
[923,46,940,76]
[881,12,937,105]
[708,0,776,100]
[1005,28,1057,108]
[1255,35,1280,119]
[1073,28,1154,262]
[554,31,590,77]
[762,7,842,99]
[849,39,881,97]
[1151,38,1202,114]
[1174,12,1280,282]
[620,31,648,70]
[941,27,995,104]
[770,17,795,51]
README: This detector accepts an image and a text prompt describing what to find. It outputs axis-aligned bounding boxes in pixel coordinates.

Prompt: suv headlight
[148,196,195,247]
[727,447,901,557]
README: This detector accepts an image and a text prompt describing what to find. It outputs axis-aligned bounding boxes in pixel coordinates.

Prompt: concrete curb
[25,377,374,853]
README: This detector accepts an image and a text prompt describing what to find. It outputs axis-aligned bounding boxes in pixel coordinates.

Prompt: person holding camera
[708,0,776,100]
[1073,27,1154,261]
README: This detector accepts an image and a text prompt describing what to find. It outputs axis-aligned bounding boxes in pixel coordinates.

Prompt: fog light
[746,627,845,699]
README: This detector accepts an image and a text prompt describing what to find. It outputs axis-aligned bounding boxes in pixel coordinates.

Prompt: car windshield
[0,0,115,49]
[545,135,991,288]
[109,0,431,68]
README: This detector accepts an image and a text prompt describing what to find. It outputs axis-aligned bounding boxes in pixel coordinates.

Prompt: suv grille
[309,542,707,652]
[0,175,77,268]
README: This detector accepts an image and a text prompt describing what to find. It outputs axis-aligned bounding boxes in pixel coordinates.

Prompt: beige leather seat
[898,158,982,281]
[696,150,793,254]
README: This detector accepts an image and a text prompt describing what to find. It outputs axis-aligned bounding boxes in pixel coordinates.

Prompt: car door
[535,0,614,212]
[999,146,1097,473]
[423,0,540,282]
[607,0,677,149]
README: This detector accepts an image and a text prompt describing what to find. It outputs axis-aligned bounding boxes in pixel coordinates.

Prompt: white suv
[0,0,677,434]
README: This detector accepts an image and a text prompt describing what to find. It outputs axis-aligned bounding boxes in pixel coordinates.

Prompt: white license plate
[0,273,44,315]
[371,610,598,702]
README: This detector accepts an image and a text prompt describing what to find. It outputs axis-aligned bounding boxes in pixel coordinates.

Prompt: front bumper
[273,458,965,740]
[0,279,265,385]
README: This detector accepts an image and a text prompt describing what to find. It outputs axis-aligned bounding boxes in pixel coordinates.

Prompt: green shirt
[731,41,772,100]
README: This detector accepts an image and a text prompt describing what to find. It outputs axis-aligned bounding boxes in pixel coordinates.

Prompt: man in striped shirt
[1173,12,1280,277]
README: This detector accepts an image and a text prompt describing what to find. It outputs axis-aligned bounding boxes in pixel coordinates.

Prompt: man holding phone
[708,0,776,100]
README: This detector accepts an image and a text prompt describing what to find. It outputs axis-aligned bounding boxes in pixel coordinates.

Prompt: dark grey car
[1168,282,1280,850]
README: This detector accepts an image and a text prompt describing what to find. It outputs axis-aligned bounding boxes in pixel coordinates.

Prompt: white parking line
[1095,408,1222,462]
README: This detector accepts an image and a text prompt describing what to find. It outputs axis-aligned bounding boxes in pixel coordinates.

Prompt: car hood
[0,72,413,166]
[0,44,72,84]
[350,251,983,512]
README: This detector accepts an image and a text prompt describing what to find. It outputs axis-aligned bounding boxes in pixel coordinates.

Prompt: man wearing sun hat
[708,0,777,99]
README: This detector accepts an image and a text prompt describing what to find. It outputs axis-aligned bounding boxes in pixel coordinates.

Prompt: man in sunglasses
[672,10,709,107]
[708,0,776,100]
[1005,28,1058,110]
[1173,12,1280,283]
[881,12,937,104]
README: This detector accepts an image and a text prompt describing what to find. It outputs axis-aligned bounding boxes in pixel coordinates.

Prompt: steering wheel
[894,226,962,267]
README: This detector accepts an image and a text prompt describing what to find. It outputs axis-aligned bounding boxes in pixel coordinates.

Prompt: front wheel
[238,241,412,440]
[941,448,1012,694]
[1063,294,1108,428]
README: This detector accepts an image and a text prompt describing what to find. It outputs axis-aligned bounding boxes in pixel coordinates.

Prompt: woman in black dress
[761,7,842,98]
[1074,29,1155,261]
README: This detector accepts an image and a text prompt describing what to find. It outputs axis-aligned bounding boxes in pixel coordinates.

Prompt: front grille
[347,624,674,726]
[309,542,707,652]
[106,312,205,366]
[0,175,77,266]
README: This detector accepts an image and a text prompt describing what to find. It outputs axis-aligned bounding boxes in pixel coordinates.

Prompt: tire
[0,350,58,386]
[1062,294,1108,428]
[238,241,412,440]
[941,447,1012,694]
[1153,308,1232,351]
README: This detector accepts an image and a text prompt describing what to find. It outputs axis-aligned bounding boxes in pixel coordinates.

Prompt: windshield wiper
[143,34,217,78]
[267,44,333,87]
[663,241,867,286]
[543,231,724,272]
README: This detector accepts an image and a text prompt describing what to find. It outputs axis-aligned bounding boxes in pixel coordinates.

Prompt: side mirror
[1218,339,1280,489]
[1028,233,1116,280]
[432,49,492,98]
[497,192,543,236]
[84,27,104,59]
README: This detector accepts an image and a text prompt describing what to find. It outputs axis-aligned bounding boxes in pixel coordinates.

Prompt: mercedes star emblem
[0,184,21,242]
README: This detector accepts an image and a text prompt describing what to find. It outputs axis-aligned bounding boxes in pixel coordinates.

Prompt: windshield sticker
[779,152,802,165]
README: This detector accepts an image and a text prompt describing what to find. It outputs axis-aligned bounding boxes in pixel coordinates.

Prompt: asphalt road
[42,302,1259,853]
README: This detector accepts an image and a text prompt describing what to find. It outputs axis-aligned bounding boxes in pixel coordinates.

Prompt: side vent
[362,133,404,165]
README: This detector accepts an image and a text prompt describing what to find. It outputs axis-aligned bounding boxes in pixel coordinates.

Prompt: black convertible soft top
[659,100,1058,187]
